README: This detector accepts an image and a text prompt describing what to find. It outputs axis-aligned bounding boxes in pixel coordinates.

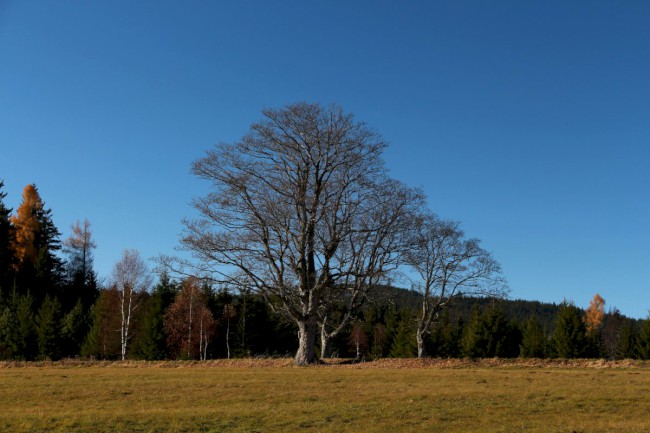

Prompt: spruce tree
[0,180,14,297]
[12,291,37,360]
[462,305,487,358]
[0,304,18,359]
[551,301,587,358]
[636,315,650,360]
[389,311,416,358]
[615,319,638,360]
[520,315,547,358]
[482,308,520,358]
[131,292,167,360]
[60,299,88,358]
[81,289,121,359]
[36,295,63,360]
[428,309,462,357]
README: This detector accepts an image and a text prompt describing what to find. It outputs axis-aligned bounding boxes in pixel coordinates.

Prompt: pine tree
[551,301,588,358]
[36,295,63,360]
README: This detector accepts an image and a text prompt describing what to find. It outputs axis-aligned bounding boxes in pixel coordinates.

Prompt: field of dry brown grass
[2,358,650,432]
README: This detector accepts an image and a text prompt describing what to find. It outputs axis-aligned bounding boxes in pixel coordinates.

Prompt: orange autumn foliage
[164,278,215,359]
[583,293,605,336]
[9,184,43,269]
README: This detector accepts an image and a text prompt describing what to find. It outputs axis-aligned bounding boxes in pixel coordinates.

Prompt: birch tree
[111,249,151,360]
[166,102,422,365]
[404,214,508,358]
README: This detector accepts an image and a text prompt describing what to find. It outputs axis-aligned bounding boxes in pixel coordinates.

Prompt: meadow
[1,359,649,433]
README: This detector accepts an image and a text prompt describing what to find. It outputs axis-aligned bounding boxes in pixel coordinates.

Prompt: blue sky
[1,1,649,317]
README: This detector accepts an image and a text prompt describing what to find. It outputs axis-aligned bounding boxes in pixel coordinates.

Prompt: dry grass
[2,359,650,432]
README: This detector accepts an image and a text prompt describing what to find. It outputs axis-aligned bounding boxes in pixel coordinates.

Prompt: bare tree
[404,214,508,358]
[317,179,421,358]
[222,304,236,359]
[63,219,98,309]
[64,219,96,281]
[111,249,152,360]
[166,102,422,365]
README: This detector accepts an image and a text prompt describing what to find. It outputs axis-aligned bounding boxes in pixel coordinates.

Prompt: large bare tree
[173,102,422,365]
[404,214,508,358]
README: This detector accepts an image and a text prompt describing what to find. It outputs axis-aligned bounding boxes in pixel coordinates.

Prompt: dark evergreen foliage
[520,315,548,358]
[551,301,588,358]
[36,295,63,360]
[0,183,648,361]
[0,180,14,297]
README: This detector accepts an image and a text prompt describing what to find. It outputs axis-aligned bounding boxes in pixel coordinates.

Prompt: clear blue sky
[1,1,649,317]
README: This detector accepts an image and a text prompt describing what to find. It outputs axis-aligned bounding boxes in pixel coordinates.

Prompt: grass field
[1,359,650,433]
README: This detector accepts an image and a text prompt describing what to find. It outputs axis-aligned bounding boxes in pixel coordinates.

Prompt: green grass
[1,360,650,432]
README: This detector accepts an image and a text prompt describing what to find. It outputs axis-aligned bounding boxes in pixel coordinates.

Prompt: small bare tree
[222,304,236,359]
[111,249,152,360]
[165,102,422,365]
[63,219,96,282]
[404,214,508,358]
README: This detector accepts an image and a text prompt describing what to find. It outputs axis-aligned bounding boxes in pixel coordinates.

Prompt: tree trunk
[416,328,425,359]
[320,330,332,359]
[295,318,318,365]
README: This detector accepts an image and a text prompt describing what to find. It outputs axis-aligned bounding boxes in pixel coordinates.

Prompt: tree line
[2,103,649,363]
[1,181,649,361]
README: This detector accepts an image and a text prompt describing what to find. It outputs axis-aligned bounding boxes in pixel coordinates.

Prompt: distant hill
[376,285,637,332]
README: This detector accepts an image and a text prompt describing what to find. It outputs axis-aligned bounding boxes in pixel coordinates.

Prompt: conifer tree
[520,315,547,358]
[583,294,605,335]
[36,295,63,360]
[428,309,462,357]
[389,311,416,358]
[10,184,64,301]
[551,301,587,358]
[462,305,487,358]
[131,293,167,360]
[615,319,638,360]
[0,180,14,296]
[482,307,520,357]
[81,289,122,359]
[636,315,650,360]
[12,291,37,360]
[60,299,88,358]
[0,304,18,359]
[131,273,178,361]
